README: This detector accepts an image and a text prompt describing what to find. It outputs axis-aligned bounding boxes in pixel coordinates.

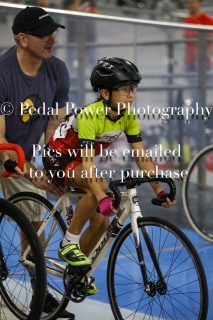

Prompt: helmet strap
[99,89,125,121]
[103,89,123,113]
[103,90,125,122]
[106,103,118,113]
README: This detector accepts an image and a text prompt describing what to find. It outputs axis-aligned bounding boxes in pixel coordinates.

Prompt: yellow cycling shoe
[87,283,98,295]
[58,242,91,267]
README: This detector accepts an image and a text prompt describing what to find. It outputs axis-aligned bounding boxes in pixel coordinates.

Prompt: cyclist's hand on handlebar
[97,197,119,217]
[157,191,176,208]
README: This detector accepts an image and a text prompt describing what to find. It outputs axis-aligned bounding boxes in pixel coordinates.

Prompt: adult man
[184,0,213,73]
[0,6,74,319]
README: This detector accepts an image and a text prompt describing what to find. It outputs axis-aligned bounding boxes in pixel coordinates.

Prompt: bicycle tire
[182,144,213,242]
[107,216,208,320]
[8,192,70,320]
[0,198,46,320]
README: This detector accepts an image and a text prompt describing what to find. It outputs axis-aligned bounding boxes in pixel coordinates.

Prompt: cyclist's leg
[58,163,108,266]
[80,211,110,256]
[78,212,109,295]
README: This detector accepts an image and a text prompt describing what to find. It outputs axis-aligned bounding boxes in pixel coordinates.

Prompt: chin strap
[105,102,118,113]
[105,102,125,122]
[103,89,125,122]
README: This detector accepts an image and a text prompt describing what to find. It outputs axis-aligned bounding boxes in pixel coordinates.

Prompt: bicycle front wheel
[107,216,208,320]
[0,199,46,320]
[9,192,69,320]
[182,145,213,242]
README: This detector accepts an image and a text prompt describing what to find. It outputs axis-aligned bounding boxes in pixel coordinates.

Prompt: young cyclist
[43,57,176,294]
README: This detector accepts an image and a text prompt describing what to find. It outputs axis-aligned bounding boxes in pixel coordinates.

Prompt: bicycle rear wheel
[9,192,70,320]
[182,145,213,242]
[107,216,208,320]
[0,198,46,320]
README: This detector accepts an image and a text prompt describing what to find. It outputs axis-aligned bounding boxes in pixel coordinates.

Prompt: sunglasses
[112,84,138,95]
[25,29,59,42]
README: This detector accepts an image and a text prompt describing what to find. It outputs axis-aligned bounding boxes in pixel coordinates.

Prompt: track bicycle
[9,167,208,319]
[182,143,213,242]
[0,143,47,320]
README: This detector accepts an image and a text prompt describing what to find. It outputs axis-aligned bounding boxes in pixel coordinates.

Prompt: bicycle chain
[63,265,91,303]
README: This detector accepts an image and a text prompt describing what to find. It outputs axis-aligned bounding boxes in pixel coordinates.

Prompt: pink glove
[98,197,115,216]
[157,191,176,202]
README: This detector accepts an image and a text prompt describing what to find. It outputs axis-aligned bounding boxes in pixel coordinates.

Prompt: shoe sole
[87,290,98,295]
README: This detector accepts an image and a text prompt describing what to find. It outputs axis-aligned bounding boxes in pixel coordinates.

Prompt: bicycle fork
[129,188,167,296]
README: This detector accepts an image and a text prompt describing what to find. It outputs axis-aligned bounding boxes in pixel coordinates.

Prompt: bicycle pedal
[67,264,91,275]
[88,276,95,286]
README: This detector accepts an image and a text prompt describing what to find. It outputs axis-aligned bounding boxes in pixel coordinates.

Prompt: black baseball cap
[12,6,65,36]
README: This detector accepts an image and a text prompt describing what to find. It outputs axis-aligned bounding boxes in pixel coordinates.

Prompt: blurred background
[0,0,213,222]
[0,1,213,319]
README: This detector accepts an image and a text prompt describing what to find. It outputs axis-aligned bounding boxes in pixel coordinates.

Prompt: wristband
[157,191,166,199]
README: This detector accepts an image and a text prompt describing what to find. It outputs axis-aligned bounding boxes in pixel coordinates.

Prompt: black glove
[4,159,17,172]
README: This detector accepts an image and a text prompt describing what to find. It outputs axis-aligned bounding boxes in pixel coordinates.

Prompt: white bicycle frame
[22,186,143,280]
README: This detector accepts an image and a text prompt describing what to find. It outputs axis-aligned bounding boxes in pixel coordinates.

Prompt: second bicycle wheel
[8,192,70,320]
[0,198,46,320]
[182,145,213,242]
[107,216,208,320]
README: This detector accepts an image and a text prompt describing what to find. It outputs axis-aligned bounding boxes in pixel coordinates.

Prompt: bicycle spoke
[183,146,213,241]
[0,199,46,320]
[108,217,207,320]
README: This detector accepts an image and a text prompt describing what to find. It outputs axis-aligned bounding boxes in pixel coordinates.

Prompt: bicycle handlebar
[109,175,176,208]
[0,143,25,177]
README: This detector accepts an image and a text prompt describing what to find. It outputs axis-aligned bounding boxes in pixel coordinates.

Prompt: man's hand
[3,156,26,178]
[30,170,64,197]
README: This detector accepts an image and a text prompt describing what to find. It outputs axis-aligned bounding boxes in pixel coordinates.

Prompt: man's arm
[0,115,63,195]
[44,106,66,144]
[0,115,26,176]
[0,115,12,162]
[0,115,15,161]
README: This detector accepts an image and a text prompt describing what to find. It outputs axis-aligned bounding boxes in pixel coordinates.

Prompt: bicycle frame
[2,143,208,319]
[21,188,129,277]
[21,183,165,292]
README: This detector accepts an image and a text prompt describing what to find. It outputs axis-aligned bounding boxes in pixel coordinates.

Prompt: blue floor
[0,189,212,319]
[88,228,213,319]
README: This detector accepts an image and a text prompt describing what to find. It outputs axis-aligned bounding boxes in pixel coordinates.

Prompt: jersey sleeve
[124,110,142,143]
